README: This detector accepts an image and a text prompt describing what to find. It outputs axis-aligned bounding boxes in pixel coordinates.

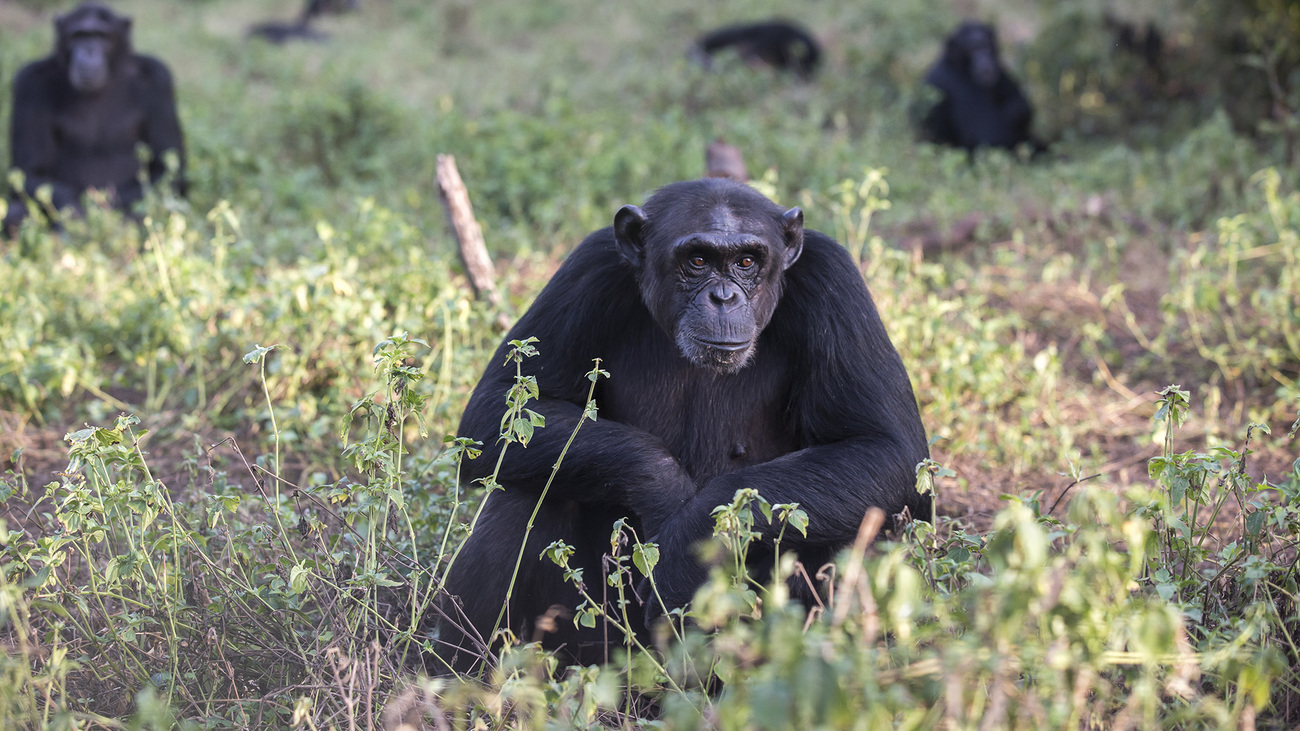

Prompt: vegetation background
[0,0,1299,727]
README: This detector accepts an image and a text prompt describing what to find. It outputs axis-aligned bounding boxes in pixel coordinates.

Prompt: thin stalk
[488,366,603,655]
[260,357,281,480]
[435,352,534,592]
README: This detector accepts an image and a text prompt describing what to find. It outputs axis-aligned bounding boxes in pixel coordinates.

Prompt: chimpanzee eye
[688,255,707,268]
[737,256,756,269]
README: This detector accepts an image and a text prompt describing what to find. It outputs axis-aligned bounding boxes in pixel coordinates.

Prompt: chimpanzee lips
[678,333,756,373]
[693,337,751,351]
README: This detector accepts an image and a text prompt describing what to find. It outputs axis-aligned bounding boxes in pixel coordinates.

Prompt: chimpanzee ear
[780,207,804,267]
[614,204,648,268]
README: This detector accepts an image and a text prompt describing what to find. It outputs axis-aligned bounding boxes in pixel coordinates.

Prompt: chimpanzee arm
[458,390,696,535]
[457,232,696,533]
[993,77,1033,134]
[921,94,960,146]
[10,64,82,210]
[649,233,930,608]
[138,57,187,197]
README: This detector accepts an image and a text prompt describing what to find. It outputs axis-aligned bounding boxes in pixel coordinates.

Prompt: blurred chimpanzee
[4,2,185,232]
[248,0,359,44]
[1104,13,1164,75]
[691,21,822,78]
[436,179,930,671]
[921,22,1036,153]
[305,0,359,15]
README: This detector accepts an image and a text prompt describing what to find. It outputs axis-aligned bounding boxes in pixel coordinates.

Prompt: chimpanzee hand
[638,503,711,628]
[630,461,697,539]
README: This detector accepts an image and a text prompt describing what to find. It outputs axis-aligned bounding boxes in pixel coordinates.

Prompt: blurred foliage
[1159,169,1300,408]
[0,199,501,464]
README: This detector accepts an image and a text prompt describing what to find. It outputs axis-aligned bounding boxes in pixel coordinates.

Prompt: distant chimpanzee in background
[921,22,1037,153]
[691,21,822,78]
[4,2,185,233]
[248,0,359,44]
[305,0,360,16]
[436,179,930,671]
[1104,13,1164,75]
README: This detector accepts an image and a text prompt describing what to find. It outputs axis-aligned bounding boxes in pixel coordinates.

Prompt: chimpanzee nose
[709,283,738,306]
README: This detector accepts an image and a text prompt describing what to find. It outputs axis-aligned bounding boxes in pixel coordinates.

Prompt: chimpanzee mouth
[693,338,751,352]
[679,334,757,373]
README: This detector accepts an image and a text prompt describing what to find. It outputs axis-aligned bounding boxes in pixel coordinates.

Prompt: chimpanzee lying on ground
[691,21,822,78]
[248,0,359,44]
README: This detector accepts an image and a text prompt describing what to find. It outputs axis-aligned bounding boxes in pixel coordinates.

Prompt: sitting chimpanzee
[921,22,1037,153]
[4,2,186,232]
[691,21,822,78]
[436,179,930,671]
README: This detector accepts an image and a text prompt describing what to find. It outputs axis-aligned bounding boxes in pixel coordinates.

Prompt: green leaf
[30,599,72,620]
[632,543,659,575]
[1148,457,1168,480]
[787,509,809,537]
[1245,510,1265,538]
[1170,476,1187,506]
[289,564,312,594]
[543,540,574,566]
[242,343,285,365]
[513,417,534,445]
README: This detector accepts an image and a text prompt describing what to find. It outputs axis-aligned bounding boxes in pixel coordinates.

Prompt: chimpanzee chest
[599,334,798,485]
[51,92,145,188]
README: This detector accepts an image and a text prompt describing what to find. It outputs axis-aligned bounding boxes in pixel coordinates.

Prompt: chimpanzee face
[949,22,1001,88]
[613,180,803,374]
[56,3,132,94]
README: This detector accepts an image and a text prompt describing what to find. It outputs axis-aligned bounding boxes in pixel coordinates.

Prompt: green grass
[1,0,1300,727]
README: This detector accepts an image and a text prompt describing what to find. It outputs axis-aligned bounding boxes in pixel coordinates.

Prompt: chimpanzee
[305,0,360,15]
[1104,13,1164,75]
[4,3,185,232]
[436,179,930,671]
[921,22,1037,153]
[691,21,822,78]
[248,0,358,44]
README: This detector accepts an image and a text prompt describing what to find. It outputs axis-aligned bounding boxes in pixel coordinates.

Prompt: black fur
[1105,13,1164,74]
[921,22,1037,152]
[692,21,821,78]
[438,180,930,671]
[247,0,357,44]
[5,2,185,231]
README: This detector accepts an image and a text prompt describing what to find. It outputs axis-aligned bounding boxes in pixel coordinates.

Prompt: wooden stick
[705,138,748,182]
[435,154,500,307]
